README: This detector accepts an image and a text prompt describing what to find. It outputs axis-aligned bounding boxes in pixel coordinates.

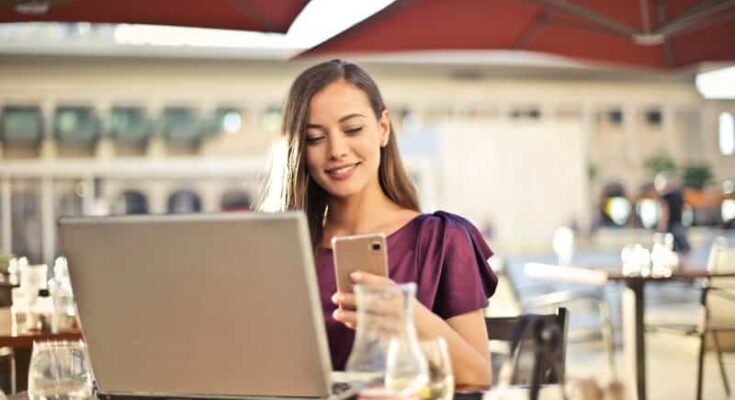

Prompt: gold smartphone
[332,233,389,293]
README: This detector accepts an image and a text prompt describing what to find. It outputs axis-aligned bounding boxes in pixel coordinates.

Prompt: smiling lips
[325,162,359,180]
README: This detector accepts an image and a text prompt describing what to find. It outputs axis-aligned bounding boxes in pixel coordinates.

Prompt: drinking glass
[419,338,454,400]
[28,341,93,400]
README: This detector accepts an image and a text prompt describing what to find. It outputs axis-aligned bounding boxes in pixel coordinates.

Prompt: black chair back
[485,307,568,385]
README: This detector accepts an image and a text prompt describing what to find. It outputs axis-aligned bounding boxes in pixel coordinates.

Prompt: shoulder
[414,211,482,239]
[413,211,492,256]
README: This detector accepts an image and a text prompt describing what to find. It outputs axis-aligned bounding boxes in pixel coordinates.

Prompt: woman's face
[304,80,390,199]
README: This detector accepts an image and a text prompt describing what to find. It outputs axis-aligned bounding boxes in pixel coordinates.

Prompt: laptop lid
[58,212,333,398]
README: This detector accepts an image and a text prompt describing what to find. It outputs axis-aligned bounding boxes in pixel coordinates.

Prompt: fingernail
[332,309,341,320]
[351,271,362,281]
[331,293,340,303]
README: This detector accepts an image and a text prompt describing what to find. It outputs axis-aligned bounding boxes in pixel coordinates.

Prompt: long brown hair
[266,59,420,248]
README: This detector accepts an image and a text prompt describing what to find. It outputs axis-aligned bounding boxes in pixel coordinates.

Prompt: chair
[695,237,735,400]
[648,237,735,399]
[490,258,616,380]
[0,346,15,394]
[486,307,568,385]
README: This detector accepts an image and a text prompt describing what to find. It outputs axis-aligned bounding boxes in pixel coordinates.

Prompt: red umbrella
[301,0,735,69]
[0,0,310,33]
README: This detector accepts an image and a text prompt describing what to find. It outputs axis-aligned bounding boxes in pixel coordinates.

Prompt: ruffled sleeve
[414,211,498,320]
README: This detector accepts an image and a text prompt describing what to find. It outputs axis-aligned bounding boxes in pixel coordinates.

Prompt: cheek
[366,141,383,166]
[355,135,382,161]
[304,146,321,170]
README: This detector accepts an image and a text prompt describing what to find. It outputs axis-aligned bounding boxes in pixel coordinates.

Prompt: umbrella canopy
[0,0,310,33]
[301,0,735,69]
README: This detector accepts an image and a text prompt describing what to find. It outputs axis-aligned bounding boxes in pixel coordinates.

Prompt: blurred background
[0,0,733,397]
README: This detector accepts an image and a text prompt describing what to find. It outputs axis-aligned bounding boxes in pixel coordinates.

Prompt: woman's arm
[332,271,492,388]
[414,305,491,388]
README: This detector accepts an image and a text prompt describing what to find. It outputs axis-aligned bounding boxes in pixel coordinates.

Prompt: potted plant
[682,164,714,190]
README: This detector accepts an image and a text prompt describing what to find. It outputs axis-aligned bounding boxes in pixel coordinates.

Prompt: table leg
[622,281,646,400]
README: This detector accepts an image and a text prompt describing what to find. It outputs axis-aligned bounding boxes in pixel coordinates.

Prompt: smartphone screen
[332,233,388,293]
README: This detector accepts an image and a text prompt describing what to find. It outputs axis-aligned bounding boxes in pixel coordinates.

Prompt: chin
[326,186,362,199]
[322,181,366,199]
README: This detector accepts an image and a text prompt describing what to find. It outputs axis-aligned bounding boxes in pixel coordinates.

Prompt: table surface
[0,307,83,348]
[524,262,735,286]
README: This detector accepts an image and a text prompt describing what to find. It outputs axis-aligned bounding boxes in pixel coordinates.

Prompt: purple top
[316,211,498,370]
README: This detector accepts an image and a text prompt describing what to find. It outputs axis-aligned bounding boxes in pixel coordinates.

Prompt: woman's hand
[331,271,397,329]
[331,271,491,387]
[331,271,435,335]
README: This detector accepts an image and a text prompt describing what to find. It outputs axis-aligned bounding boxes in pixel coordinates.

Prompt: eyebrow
[306,113,366,130]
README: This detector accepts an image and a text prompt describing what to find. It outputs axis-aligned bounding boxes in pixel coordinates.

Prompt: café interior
[0,1,734,400]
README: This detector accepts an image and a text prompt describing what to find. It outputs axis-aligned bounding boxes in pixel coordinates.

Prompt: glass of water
[28,341,93,400]
[419,338,454,400]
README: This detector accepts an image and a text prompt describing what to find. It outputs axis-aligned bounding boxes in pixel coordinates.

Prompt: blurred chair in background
[646,237,735,399]
[485,308,568,385]
[695,237,735,400]
[487,256,616,381]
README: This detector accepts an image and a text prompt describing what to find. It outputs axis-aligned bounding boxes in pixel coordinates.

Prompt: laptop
[58,212,345,399]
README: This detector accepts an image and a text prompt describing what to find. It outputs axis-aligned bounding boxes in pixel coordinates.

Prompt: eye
[305,135,324,145]
[344,126,363,135]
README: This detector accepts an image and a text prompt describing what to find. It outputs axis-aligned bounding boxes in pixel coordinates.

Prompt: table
[0,307,83,348]
[0,307,83,393]
[524,263,735,400]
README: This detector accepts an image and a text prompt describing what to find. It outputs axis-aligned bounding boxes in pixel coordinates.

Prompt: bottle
[7,258,19,285]
[49,257,77,333]
[32,289,54,333]
[10,287,29,335]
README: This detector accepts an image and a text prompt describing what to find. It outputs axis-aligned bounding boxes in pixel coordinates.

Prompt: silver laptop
[58,212,336,399]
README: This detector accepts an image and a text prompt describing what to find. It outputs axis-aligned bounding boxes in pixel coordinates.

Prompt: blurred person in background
[655,172,691,268]
[264,59,498,387]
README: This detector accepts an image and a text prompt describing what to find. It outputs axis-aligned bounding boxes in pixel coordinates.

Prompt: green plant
[682,164,713,189]
[644,151,677,177]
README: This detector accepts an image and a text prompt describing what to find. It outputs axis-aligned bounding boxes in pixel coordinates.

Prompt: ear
[379,109,391,147]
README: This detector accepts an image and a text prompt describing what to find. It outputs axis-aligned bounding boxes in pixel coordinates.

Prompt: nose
[327,133,348,160]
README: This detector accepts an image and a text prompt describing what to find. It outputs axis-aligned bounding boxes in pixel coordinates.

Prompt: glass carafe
[346,283,429,396]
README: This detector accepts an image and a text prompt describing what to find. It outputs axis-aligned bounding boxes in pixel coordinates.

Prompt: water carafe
[346,283,428,396]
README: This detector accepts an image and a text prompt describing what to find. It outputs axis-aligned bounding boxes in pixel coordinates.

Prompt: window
[636,199,660,229]
[599,182,630,227]
[160,107,200,145]
[261,106,282,134]
[55,106,98,144]
[12,185,43,263]
[2,106,43,144]
[167,189,202,214]
[221,190,252,212]
[645,109,662,126]
[608,110,623,125]
[722,199,735,224]
[115,190,149,215]
[213,107,243,135]
[719,112,734,156]
[604,197,632,226]
[509,107,541,120]
[109,107,149,144]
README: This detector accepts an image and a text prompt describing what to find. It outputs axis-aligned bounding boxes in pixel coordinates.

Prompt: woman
[268,60,497,387]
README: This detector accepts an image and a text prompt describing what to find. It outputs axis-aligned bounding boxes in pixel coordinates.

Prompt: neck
[326,181,398,235]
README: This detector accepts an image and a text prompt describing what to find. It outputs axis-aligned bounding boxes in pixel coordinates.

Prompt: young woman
[269,60,497,387]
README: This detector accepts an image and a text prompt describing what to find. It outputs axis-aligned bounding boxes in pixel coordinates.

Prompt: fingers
[332,271,401,332]
[330,271,395,310]
[331,292,357,311]
[350,271,395,286]
[332,308,356,329]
